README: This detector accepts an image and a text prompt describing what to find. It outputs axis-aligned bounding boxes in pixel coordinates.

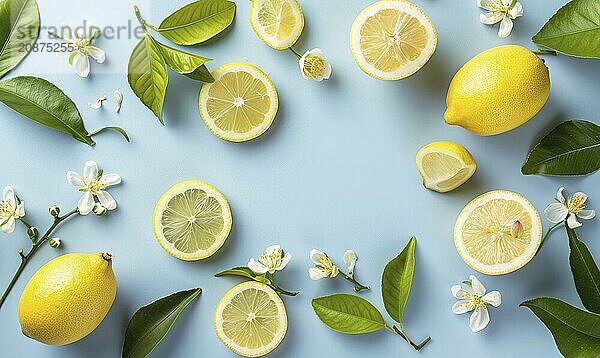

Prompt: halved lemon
[250,0,304,50]
[455,190,542,275]
[215,281,287,357]
[153,180,232,261]
[199,62,278,142]
[350,0,437,80]
[416,141,476,193]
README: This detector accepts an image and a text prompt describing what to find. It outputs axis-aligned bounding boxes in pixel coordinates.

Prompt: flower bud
[93,203,108,216]
[27,227,39,239]
[48,237,61,248]
[511,220,524,238]
[49,206,60,217]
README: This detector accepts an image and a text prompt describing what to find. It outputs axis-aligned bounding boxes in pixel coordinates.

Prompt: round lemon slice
[199,62,278,142]
[153,180,232,261]
[454,190,542,275]
[215,281,287,357]
[250,0,304,50]
[416,141,476,193]
[350,0,437,80]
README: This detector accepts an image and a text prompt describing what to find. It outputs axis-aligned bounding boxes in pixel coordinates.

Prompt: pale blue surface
[0,0,599,357]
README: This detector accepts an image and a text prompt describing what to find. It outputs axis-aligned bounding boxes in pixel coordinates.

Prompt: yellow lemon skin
[444,45,550,136]
[18,252,116,345]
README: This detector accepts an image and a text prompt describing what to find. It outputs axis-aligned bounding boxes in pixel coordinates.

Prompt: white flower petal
[470,307,490,332]
[578,209,596,220]
[482,291,501,307]
[508,2,523,18]
[498,17,513,38]
[544,203,569,223]
[72,52,90,77]
[477,0,500,10]
[77,191,95,215]
[2,186,15,208]
[470,275,486,296]
[67,171,85,188]
[277,252,292,271]
[1,216,15,233]
[452,285,470,299]
[99,173,121,186]
[89,46,106,63]
[556,187,566,204]
[15,202,25,217]
[567,213,582,229]
[264,245,281,255]
[480,11,503,25]
[248,258,268,274]
[88,95,106,109]
[83,161,98,182]
[96,190,116,210]
[573,192,589,204]
[500,0,512,8]
[309,267,327,280]
[452,300,472,314]
[343,250,357,272]
[310,249,326,264]
[114,90,123,113]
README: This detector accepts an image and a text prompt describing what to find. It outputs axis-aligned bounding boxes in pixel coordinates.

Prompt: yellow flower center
[467,292,486,310]
[568,195,587,215]
[260,248,283,273]
[318,256,339,277]
[0,201,15,219]
[303,55,327,79]
[74,38,92,56]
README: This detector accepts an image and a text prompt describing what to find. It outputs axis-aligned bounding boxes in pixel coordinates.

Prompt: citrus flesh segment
[350,0,437,80]
[153,180,232,261]
[454,190,542,275]
[215,281,287,357]
[199,62,278,142]
[250,0,304,50]
[416,142,476,193]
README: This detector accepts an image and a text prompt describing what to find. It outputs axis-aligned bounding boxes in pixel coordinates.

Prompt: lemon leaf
[0,0,39,79]
[568,228,600,314]
[382,237,416,327]
[122,288,201,358]
[311,294,386,334]
[215,266,259,280]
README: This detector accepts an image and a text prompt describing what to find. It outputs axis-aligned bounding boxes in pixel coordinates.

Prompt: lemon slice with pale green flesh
[153,180,232,261]
[250,0,304,50]
[350,0,437,80]
[199,62,278,142]
[455,190,542,275]
[215,281,287,357]
[416,141,476,193]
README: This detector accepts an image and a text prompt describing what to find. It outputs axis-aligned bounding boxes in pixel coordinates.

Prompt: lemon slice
[350,0,437,80]
[416,141,476,193]
[250,0,304,50]
[455,190,542,275]
[215,281,287,357]
[153,180,232,261]
[199,62,278,142]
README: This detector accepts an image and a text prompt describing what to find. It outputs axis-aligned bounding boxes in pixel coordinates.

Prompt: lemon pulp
[416,141,476,193]
[250,0,304,50]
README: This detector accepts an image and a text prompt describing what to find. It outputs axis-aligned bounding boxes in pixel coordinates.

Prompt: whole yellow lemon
[18,252,116,345]
[444,45,550,136]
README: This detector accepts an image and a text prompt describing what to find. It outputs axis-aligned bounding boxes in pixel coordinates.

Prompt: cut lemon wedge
[350,0,437,80]
[153,180,232,261]
[416,141,476,193]
[199,62,278,142]
[215,281,287,357]
[250,0,304,50]
[455,190,542,275]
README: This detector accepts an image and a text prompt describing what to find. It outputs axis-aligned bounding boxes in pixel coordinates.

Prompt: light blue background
[0,0,598,357]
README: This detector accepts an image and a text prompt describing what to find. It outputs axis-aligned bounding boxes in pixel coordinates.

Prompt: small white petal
[452,285,470,299]
[508,2,523,18]
[578,209,596,220]
[66,171,85,188]
[544,203,569,223]
[16,202,25,217]
[573,192,589,204]
[470,275,486,296]
[501,0,512,7]
[248,258,268,274]
[482,291,502,307]
[99,173,121,187]
[470,307,490,332]
[83,161,98,182]
[1,217,16,233]
[88,95,107,109]
[498,17,513,38]
[2,186,15,208]
[452,300,472,314]
[343,250,357,272]
[72,53,90,77]
[89,46,105,63]
[322,62,332,80]
[309,267,327,280]
[96,191,116,210]
[480,11,503,25]
[77,192,95,215]
[556,187,566,204]
[277,252,292,271]
[114,90,123,113]
[477,0,500,10]
[567,214,582,229]
[310,249,326,264]
[264,245,281,255]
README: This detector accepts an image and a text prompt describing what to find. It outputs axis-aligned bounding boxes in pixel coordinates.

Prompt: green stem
[532,49,557,56]
[133,5,159,33]
[0,208,78,309]
[389,325,432,351]
[536,221,563,255]
[339,270,370,292]
[289,47,302,59]
[264,272,299,296]
[48,31,68,43]
[18,217,33,229]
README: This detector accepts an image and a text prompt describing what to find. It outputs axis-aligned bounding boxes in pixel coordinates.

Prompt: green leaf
[0,76,94,145]
[521,297,600,358]
[568,227,600,314]
[0,0,39,78]
[311,294,386,334]
[382,237,416,328]
[214,266,258,280]
[522,120,600,176]
[89,126,130,142]
[156,41,213,82]
[127,34,168,124]
[122,288,201,358]
[185,65,214,83]
[153,0,236,46]
[532,0,600,59]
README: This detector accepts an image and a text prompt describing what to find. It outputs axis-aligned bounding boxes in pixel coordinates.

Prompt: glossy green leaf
[522,120,600,176]
[127,34,168,124]
[0,0,39,78]
[0,76,94,145]
[521,297,600,358]
[311,294,386,334]
[382,237,416,327]
[153,0,236,45]
[156,41,213,82]
[532,0,600,59]
[214,266,258,280]
[568,228,600,314]
[185,65,214,83]
[122,288,201,358]
[89,126,130,142]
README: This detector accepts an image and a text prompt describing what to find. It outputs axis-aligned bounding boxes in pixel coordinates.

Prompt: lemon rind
[416,146,476,192]
[250,0,305,50]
